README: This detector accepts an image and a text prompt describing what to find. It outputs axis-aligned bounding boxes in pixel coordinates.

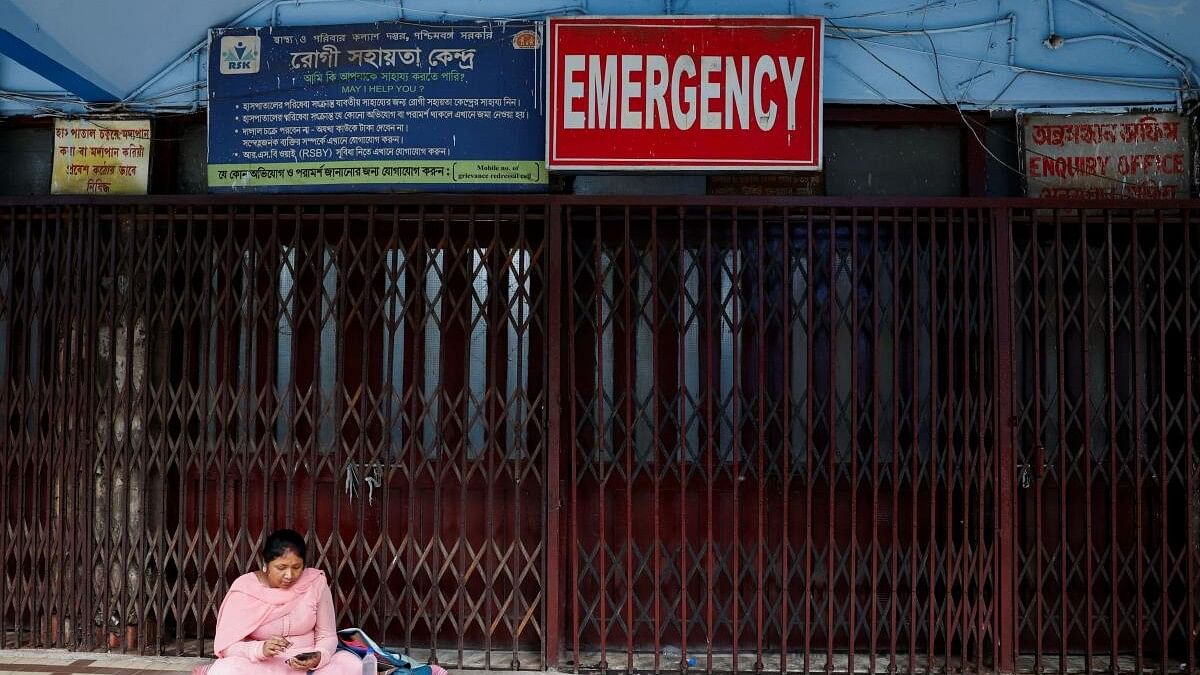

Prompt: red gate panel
[1008,206,1200,674]
[1,201,550,669]
[4,197,1199,675]
[562,204,998,673]
[0,206,94,651]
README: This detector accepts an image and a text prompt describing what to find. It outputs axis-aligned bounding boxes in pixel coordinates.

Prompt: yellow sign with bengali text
[51,119,151,195]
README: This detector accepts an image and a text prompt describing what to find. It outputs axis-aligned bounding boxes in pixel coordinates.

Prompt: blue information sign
[207,21,546,192]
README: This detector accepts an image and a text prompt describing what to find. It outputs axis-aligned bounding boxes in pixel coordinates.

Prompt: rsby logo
[512,30,541,49]
[220,35,260,74]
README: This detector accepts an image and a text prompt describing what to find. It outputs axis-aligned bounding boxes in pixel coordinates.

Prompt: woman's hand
[287,652,321,671]
[262,636,291,658]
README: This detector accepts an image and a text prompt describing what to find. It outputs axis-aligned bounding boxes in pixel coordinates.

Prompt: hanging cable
[1043,0,1195,85]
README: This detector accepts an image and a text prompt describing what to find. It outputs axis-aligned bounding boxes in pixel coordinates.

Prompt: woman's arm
[218,638,267,662]
[310,585,340,669]
[212,582,268,662]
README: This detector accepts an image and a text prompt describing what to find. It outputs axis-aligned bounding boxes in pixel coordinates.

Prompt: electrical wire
[827,55,917,108]
[826,27,1191,94]
[124,1,1194,110]
[4,3,1194,113]
[923,28,1036,184]
[1049,34,1193,85]
[1046,0,1195,85]
[829,23,948,104]
[959,0,1003,102]
[155,22,1191,117]
[921,25,1175,189]
[826,0,991,21]
[828,22,1174,192]
[2,0,1193,192]
[268,1,587,27]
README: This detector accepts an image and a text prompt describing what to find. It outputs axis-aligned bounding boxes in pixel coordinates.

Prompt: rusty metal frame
[2,195,1199,675]
[992,207,1017,675]
[559,201,1000,673]
[3,199,552,669]
[1005,203,1200,675]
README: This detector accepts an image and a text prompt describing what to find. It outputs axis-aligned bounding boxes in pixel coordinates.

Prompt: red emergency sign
[547,16,823,170]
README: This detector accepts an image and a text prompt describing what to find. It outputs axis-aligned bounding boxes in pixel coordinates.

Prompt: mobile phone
[292,651,319,660]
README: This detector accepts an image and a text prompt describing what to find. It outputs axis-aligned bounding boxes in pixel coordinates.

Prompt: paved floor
[0,650,1159,675]
[0,647,551,675]
[0,650,206,675]
[0,650,545,675]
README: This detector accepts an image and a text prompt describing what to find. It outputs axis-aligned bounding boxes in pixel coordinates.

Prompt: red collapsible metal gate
[0,200,550,669]
[561,203,998,674]
[1004,206,1200,675]
[1,197,1198,675]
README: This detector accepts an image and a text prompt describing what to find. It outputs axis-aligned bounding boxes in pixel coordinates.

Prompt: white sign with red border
[547,16,824,170]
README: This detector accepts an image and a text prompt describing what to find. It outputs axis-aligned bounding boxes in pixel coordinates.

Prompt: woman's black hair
[262,528,307,564]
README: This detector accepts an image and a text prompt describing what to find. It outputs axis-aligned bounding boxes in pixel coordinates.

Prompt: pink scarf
[212,567,327,657]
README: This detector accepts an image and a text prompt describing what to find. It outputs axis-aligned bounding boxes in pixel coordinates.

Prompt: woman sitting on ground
[202,528,364,674]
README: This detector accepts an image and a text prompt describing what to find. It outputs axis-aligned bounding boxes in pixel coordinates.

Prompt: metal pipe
[649,207,661,675]
[1045,0,1195,84]
[676,211,691,674]
[1105,210,1121,672]
[1058,0,1187,66]
[545,203,563,672]
[1080,210,1095,674]
[828,33,1182,88]
[1185,210,1198,675]
[1155,211,1170,675]
[566,207,581,675]
[834,17,1015,38]
[122,0,281,102]
[1054,211,1068,675]
[1031,212,1045,675]
[779,206,792,675]
[1133,208,1147,675]
[1047,34,1195,84]
[803,206,815,675]
[621,206,633,674]
[272,0,407,25]
[1008,13,1017,67]
[888,207,902,672]
[593,206,609,673]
